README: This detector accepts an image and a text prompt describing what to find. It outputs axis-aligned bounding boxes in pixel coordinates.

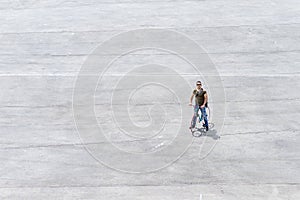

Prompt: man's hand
[200,104,205,108]
[189,103,193,106]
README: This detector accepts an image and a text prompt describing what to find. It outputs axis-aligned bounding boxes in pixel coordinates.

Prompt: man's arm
[189,93,194,106]
[201,93,208,108]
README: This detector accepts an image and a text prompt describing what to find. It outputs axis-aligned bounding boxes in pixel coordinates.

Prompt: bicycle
[189,104,214,135]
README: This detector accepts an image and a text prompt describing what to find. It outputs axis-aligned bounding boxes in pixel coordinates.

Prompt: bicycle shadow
[192,124,220,140]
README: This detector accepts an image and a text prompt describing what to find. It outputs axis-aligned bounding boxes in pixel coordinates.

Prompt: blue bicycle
[190,105,214,135]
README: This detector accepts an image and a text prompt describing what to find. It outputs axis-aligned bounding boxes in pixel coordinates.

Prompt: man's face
[196,83,202,89]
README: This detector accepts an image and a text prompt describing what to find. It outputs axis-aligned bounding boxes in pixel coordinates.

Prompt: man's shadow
[192,123,220,140]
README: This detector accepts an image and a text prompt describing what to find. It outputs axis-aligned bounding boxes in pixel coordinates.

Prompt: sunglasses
[197,84,202,85]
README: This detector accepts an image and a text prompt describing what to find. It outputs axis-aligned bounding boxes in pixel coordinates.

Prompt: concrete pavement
[0,0,299,199]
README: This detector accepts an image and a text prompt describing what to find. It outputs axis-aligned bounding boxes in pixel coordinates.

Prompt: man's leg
[200,107,209,130]
[190,105,199,129]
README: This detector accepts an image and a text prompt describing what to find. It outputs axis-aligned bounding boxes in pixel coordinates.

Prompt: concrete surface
[0,0,300,199]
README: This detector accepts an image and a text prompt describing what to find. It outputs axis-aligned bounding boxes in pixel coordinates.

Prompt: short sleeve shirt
[193,89,207,105]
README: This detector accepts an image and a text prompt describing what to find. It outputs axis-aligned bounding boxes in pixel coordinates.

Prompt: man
[189,80,209,131]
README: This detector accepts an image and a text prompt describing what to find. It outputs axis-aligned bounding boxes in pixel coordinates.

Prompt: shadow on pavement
[192,124,220,140]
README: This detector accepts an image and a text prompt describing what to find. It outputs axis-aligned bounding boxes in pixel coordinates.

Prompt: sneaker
[189,126,195,132]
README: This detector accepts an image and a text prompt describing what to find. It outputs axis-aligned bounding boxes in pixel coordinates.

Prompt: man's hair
[196,81,202,85]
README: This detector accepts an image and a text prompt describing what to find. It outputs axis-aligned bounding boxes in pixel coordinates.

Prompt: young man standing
[189,80,209,131]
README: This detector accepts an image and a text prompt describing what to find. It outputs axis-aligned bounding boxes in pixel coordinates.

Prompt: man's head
[196,81,202,89]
